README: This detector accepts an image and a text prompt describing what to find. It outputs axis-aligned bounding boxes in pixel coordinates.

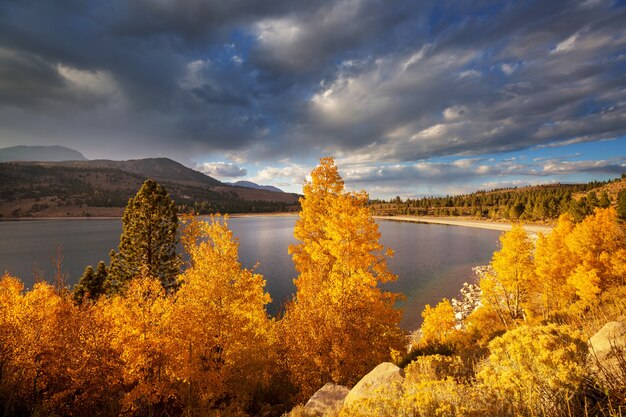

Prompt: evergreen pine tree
[599,191,611,209]
[107,179,181,292]
[587,191,599,209]
[73,261,108,303]
[508,201,524,220]
[617,190,626,221]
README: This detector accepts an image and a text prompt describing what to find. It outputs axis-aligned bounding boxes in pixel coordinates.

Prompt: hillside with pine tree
[370,175,626,223]
[0,158,299,217]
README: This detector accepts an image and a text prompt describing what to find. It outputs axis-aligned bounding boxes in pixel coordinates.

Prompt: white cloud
[501,63,518,75]
[309,46,477,130]
[178,59,210,90]
[457,69,481,79]
[443,105,467,121]
[56,64,120,98]
[197,162,247,178]
[412,124,447,139]
[253,17,308,69]
[541,159,626,174]
[402,45,429,71]
[256,17,302,46]
[553,33,579,53]
[249,163,311,188]
[552,30,622,55]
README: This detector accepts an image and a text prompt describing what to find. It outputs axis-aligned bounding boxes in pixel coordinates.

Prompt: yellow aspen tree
[565,207,626,307]
[0,274,22,364]
[284,157,403,398]
[102,273,179,416]
[0,275,112,415]
[567,265,602,307]
[463,305,507,349]
[0,274,24,412]
[57,300,125,416]
[169,216,275,413]
[0,276,124,415]
[35,293,82,415]
[479,224,535,325]
[532,214,577,317]
[32,290,125,416]
[420,299,456,346]
[2,281,64,414]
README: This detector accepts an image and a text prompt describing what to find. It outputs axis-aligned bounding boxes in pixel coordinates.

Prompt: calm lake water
[0,216,501,329]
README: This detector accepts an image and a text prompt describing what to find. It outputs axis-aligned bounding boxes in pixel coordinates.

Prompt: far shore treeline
[371,174,626,223]
[0,158,625,416]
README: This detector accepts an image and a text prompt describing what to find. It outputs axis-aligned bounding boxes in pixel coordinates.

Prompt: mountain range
[0,146,299,218]
[225,180,284,193]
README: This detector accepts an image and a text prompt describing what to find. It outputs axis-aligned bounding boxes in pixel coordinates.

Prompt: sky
[0,0,625,198]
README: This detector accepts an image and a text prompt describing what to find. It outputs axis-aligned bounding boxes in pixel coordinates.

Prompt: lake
[0,216,501,329]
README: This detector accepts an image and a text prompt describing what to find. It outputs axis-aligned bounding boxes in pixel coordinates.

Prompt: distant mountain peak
[227,180,284,193]
[0,145,87,162]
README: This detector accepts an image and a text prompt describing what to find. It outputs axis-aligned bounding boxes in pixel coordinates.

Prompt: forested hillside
[370,176,626,222]
[0,158,299,217]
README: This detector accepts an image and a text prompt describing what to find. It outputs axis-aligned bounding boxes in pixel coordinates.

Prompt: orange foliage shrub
[477,324,587,416]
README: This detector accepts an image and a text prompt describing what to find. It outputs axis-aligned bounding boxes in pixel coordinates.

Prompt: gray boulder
[588,321,626,375]
[343,362,405,409]
[589,322,626,359]
[303,383,350,417]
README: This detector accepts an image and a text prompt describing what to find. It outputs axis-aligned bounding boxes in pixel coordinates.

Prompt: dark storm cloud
[302,0,626,162]
[117,0,320,39]
[249,1,427,74]
[0,0,624,165]
[0,49,67,108]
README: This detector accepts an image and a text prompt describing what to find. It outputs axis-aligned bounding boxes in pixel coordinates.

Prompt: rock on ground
[303,383,350,417]
[589,321,626,359]
[343,362,405,409]
[588,321,626,376]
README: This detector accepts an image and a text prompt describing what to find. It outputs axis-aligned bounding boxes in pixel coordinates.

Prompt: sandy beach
[374,215,553,234]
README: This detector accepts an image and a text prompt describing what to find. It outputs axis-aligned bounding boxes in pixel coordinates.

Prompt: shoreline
[0,212,299,221]
[0,213,553,234]
[374,215,553,234]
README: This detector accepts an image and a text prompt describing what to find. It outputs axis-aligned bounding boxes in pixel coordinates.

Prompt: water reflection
[0,216,501,330]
